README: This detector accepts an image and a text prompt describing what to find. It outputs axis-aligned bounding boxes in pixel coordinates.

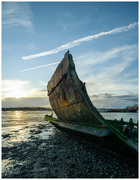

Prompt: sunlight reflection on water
[2,111,55,147]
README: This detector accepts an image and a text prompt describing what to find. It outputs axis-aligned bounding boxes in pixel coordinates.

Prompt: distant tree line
[2,107,52,111]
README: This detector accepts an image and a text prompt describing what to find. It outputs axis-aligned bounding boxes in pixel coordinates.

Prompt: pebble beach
[2,116,138,178]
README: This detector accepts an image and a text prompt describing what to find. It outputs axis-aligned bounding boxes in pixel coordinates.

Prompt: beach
[2,111,138,178]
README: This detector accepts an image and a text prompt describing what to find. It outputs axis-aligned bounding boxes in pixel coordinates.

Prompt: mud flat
[2,121,138,178]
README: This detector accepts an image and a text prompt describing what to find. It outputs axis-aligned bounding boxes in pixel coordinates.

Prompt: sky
[2,1,139,108]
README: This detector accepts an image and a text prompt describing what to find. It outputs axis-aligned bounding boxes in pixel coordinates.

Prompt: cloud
[57,12,89,30]
[77,45,137,76]
[2,79,50,108]
[75,44,138,95]
[2,80,47,99]
[2,80,30,99]
[27,43,37,50]
[19,62,60,72]
[90,93,138,108]
[22,22,138,60]
[2,44,20,51]
[2,97,49,108]
[76,45,137,67]
[2,2,33,32]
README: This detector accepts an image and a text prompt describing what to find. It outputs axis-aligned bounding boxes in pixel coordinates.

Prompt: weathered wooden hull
[47,51,109,128]
[46,51,138,156]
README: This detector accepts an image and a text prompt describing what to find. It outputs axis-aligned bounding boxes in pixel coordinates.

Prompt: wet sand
[2,121,138,178]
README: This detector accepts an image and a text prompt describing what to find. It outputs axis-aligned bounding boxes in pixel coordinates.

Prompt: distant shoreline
[2,107,138,113]
[2,107,52,111]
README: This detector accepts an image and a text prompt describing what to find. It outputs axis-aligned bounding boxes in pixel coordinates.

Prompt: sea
[2,110,138,148]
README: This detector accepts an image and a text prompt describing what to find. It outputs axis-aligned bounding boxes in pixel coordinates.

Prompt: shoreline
[2,122,138,178]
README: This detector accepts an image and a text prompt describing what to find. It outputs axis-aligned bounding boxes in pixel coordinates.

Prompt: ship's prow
[47,51,108,127]
[45,51,138,157]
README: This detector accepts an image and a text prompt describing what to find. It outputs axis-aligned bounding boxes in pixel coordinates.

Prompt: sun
[14,91,25,99]
[9,89,27,99]
[2,80,33,100]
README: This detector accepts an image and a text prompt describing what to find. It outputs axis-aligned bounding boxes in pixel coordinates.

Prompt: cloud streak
[2,2,33,32]
[19,62,60,72]
[22,22,138,60]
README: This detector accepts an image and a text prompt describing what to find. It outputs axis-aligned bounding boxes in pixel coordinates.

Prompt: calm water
[100,112,138,123]
[2,110,138,148]
[2,111,55,148]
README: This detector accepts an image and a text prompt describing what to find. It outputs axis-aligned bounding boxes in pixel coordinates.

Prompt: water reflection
[2,111,55,147]
[101,112,138,123]
[13,111,23,120]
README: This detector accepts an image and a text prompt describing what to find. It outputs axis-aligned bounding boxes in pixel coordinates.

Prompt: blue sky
[2,1,138,108]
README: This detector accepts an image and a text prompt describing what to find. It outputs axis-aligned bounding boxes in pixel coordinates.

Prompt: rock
[29,136,36,139]
[24,126,29,128]
[2,134,11,138]
[38,143,47,151]
[34,130,42,134]
[69,163,75,168]
[48,155,57,161]
[12,130,19,133]
[30,129,42,134]
[30,129,35,132]
[37,124,46,129]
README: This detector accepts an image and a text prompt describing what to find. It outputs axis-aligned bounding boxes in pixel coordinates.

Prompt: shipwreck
[45,51,138,157]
